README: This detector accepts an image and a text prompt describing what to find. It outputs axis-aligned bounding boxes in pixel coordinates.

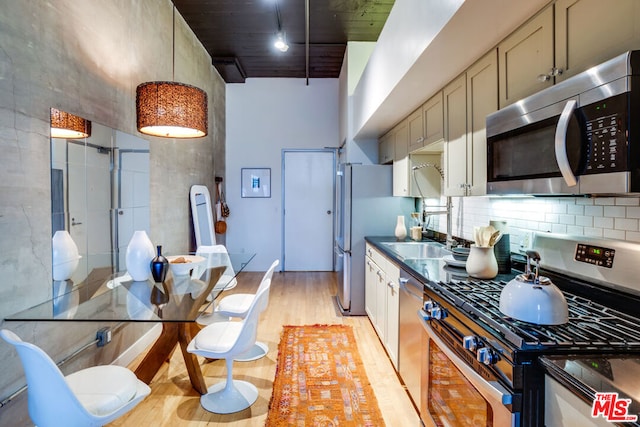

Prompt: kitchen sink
[381,241,451,260]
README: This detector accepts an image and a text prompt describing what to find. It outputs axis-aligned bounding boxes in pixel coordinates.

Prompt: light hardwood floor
[112,271,421,426]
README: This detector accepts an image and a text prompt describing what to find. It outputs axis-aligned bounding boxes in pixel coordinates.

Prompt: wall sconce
[50,108,91,139]
[136,4,208,138]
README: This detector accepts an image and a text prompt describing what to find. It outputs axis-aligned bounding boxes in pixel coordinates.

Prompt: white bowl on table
[166,255,205,277]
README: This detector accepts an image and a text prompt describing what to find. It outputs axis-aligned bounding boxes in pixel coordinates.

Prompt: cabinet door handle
[537,73,551,82]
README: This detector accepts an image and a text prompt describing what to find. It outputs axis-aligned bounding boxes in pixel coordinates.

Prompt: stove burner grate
[432,279,640,350]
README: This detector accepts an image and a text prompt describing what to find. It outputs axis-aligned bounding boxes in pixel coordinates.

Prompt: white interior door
[283,150,335,271]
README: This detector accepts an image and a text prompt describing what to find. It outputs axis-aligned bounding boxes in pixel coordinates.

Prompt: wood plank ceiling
[173,0,395,83]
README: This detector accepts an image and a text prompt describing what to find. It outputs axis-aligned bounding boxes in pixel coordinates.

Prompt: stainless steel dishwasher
[398,267,424,408]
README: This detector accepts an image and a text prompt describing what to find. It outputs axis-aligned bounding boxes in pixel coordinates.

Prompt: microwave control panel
[575,243,615,268]
[582,93,627,174]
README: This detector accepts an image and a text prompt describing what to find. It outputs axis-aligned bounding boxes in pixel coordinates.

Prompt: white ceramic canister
[465,245,498,279]
[125,230,155,281]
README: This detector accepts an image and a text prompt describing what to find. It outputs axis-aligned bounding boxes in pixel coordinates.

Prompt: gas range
[419,233,640,426]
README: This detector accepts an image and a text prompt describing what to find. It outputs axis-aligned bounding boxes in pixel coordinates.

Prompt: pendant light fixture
[50,108,91,139]
[136,5,208,138]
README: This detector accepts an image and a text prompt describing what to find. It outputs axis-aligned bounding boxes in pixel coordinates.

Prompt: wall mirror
[50,109,150,286]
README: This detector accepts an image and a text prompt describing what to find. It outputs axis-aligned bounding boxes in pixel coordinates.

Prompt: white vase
[465,245,498,279]
[126,230,154,281]
[394,215,407,241]
[52,230,80,281]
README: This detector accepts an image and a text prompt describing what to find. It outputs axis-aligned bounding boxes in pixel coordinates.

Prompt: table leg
[134,323,179,384]
[178,322,208,394]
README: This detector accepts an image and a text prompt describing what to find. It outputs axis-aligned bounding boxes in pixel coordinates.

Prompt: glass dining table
[5,251,255,395]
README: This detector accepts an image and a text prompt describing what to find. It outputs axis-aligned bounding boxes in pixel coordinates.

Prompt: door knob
[327,210,332,214]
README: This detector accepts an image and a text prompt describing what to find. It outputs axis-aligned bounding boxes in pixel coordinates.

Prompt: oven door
[420,319,517,427]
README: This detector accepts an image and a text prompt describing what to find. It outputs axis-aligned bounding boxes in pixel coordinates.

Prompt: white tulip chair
[0,329,150,427]
[187,280,270,414]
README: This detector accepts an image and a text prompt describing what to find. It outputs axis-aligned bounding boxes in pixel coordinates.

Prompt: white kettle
[499,250,568,325]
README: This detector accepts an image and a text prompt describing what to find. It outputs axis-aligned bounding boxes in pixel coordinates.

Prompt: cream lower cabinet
[365,243,400,369]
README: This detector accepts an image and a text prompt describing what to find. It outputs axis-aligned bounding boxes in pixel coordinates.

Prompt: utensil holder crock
[465,245,498,279]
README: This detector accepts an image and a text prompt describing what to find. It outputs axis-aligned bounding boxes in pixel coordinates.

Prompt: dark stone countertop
[364,236,519,285]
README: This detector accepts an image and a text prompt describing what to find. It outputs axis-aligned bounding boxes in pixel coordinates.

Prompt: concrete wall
[0,1,224,423]
[225,78,339,272]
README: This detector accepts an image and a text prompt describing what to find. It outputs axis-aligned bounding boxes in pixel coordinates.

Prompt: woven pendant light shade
[50,108,91,139]
[136,81,208,138]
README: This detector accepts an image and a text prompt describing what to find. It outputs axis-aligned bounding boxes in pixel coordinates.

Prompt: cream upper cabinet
[498,6,554,108]
[393,154,442,197]
[555,0,640,82]
[378,131,394,165]
[466,50,498,196]
[394,119,409,161]
[407,107,425,153]
[443,51,497,196]
[423,91,444,147]
[443,74,467,196]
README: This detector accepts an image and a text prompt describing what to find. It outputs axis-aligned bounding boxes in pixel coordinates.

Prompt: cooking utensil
[488,230,501,247]
[499,250,568,325]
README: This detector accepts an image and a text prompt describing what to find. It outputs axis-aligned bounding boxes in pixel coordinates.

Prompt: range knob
[430,306,447,320]
[476,348,498,366]
[463,335,479,352]
[422,300,447,320]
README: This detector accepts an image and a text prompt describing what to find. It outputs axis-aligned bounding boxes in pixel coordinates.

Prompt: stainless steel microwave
[486,51,640,196]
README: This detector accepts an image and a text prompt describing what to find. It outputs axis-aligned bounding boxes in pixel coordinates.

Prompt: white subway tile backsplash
[614,218,638,231]
[593,217,614,229]
[595,197,616,205]
[584,205,604,217]
[604,206,625,218]
[558,214,575,225]
[583,227,603,237]
[435,196,640,244]
[567,225,584,235]
[605,229,627,240]
[575,216,593,227]
[567,204,584,215]
[615,198,640,206]
[545,213,559,223]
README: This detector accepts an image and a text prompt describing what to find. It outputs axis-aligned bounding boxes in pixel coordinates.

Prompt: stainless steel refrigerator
[334,163,414,315]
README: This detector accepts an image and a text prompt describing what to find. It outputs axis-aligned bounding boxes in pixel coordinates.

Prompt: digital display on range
[575,243,615,268]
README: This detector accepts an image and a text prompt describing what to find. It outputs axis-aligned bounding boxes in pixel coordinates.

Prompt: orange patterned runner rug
[266,324,386,426]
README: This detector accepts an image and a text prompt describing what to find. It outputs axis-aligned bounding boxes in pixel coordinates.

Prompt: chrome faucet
[412,163,457,250]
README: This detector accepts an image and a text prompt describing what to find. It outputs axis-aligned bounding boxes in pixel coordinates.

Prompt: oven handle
[554,99,578,187]
[421,318,513,408]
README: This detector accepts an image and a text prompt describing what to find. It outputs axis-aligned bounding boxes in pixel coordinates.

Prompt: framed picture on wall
[241,168,271,198]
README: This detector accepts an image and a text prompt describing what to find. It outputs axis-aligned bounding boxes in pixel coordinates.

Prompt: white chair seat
[216,293,254,316]
[65,365,142,416]
[194,322,244,355]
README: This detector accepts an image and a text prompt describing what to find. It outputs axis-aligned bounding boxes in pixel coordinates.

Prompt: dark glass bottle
[150,245,169,283]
